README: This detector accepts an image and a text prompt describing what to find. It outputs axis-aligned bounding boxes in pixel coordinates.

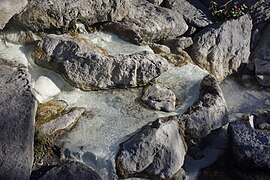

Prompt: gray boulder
[31,34,168,90]
[116,117,186,179]
[104,0,188,44]
[189,15,252,82]
[164,0,213,29]
[0,65,36,179]
[141,84,176,112]
[13,0,130,32]
[180,75,228,143]
[39,161,102,180]
[0,0,28,29]
[252,24,270,86]
[228,120,270,170]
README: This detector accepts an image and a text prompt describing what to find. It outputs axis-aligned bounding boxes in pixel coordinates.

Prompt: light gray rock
[189,15,252,82]
[164,0,213,29]
[31,34,168,90]
[39,161,102,180]
[141,84,176,112]
[147,0,163,5]
[0,65,36,179]
[13,0,130,32]
[228,120,270,170]
[180,75,228,143]
[41,107,86,135]
[0,0,28,29]
[116,117,186,179]
[161,37,193,53]
[104,0,188,44]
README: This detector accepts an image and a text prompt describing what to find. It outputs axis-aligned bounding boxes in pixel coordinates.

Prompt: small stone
[41,107,86,136]
[162,37,193,53]
[141,84,176,112]
[150,43,171,54]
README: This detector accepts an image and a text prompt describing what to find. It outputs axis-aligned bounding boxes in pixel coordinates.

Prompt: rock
[150,43,171,54]
[164,0,213,29]
[0,65,36,179]
[0,0,28,29]
[116,117,186,179]
[228,120,270,170]
[159,50,192,67]
[147,0,163,5]
[32,34,168,90]
[36,100,68,126]
[141,84,176,112]
[39,161,102,180]
[180,75,228,143]
[189,15,252,82]
[104,0,188,44]
[252,24,270,86]
[41,107,86,136]
[13,0,130,32]
[161,36,193,53]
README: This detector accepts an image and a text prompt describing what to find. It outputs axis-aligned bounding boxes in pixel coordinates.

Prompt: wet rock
[228,120,270,170]
[36,100,68,126]
[161,36,193,53]
[39,161,102,180]
[0,0,28,29]
[116,117,186,179]
[13,0,130,32]
[189,15,252,82]
[252,24,270,86]
[104,0,188,44]
[181,75,228,143]
[31,34,168,90]
[164,0,213,29]
[141,84,176,112]
[41,107,85,136]
[0,65,36,179]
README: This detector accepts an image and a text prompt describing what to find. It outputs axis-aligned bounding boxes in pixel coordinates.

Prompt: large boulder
[31,34,168,90]
[180,75,228,144]
[163,0,213,30]
[228,120,270,170]
[13,0,130,32]
[0,65,36,179]
[189,15,252,82]
[39,161,102,180]
[116,117,186,179]
[104,0,188,44]
[0,0,28,29]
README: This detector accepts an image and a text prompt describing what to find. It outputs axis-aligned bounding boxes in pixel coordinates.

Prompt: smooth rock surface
[228,120,270,170]
[181,75,228,143]
[13,0,130,32]
[41,107,86,136]
[189,15,252,82]
[0,65,36,179]
[141,84,176,112]
[116,117,186,179]
[0,0,28,29]
[104,0,188,43]
[39,161,102,180]
[32,34,168,90]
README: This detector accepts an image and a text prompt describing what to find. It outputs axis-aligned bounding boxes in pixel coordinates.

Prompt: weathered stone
[180,75,228,143]
[0,65,36,179]
[147,0,163,5]
[104,0,188,44]
[164,0,213,29]
[13,0,130,32]
[189,15,252,82]
[39,161,102,180]
[31,34,168,90]
[0,0,28,29]
[161,36,193,53]
[41,107,85,136]
[159,50,193,67]
[141,84,176,112]
[116,117,186,179]
[228,120,270,170]
[36,100,68,126]
[150,43,171,54]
